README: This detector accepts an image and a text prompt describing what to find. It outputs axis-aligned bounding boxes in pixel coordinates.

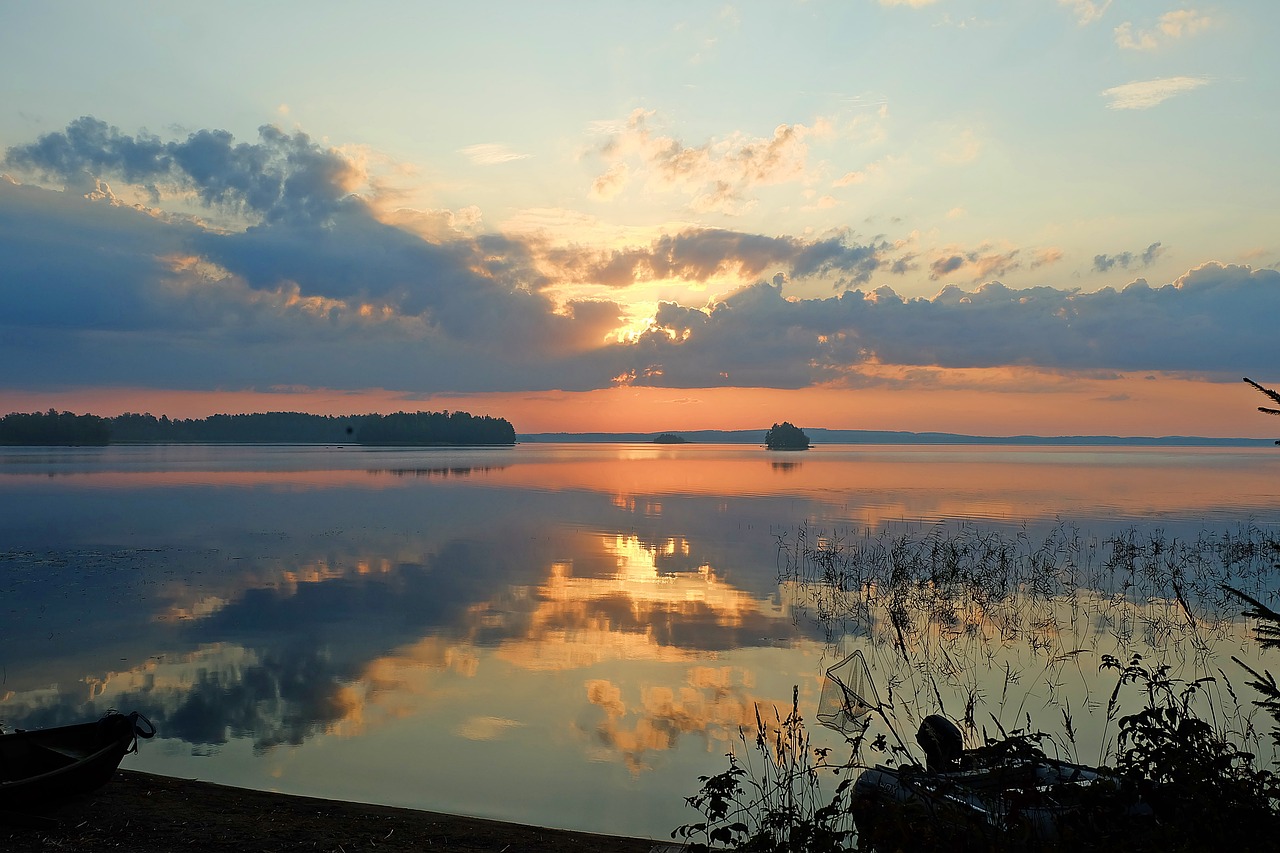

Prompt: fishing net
[817,650,879,736]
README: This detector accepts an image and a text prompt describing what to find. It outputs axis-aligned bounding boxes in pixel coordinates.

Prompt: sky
[2,0,1278,437]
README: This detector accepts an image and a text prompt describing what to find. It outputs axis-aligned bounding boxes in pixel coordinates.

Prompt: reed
[678,521,1280,851]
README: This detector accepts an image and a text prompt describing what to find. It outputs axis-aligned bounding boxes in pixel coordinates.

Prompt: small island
[653,433,688,444]
[764,421,811,450]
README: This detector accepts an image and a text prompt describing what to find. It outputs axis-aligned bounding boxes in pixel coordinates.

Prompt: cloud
[6,117,365,226]
[937,128,982,164]
[588,108,827,214]
[1060,0,1110,26]
[548,228,892,288]
[589,162,630,200]
[1158,9,1213,39]
[458,144,531,165]
[1093,242,1164,273]
[878,0,939,6]
[1102,77,1210,110]
[927,244,1025,282]
[832,154,900,188]
[1115,9,1212,51]
[1030,247,1065,269]
[620,263,1280,388]
[4,119,1276,400]
[0,119,630,393]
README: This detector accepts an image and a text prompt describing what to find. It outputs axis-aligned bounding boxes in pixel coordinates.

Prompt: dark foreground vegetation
[674,521,1280,852]
[0,409,516,446]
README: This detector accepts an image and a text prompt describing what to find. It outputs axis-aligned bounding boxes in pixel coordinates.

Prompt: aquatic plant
[672,687,860,853]
[1227,585,1280,745]
[1088,653,1280,849]
[678,521,1280,850]
[677,648,1280,851]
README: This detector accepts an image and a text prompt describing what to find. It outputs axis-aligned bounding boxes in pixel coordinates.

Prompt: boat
[815,657,1133,848]
[851,715,1128,849]
[0,710,155,807]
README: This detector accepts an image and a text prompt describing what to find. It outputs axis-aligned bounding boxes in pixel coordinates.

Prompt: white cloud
[589,108,828,215]
[1102,76,1210,110]
[1115,9,1212,51]
[832,154,900,188]
[878,0,939,7]
[459,144,531,166]
[1059,0,1111,26]
[938,128,982,164]
[590,163,630,200]
[1113,22,1159,51]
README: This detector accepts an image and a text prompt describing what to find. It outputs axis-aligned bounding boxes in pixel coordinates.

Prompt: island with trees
[652,433,688,444]
[0,410,111,446]
[0,409,517,447]
[764,421,811,450]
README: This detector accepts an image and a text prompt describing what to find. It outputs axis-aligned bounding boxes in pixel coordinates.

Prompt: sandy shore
[2,770,666,852]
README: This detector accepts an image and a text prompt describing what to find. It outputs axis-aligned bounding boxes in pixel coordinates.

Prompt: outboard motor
[917,714,963,772]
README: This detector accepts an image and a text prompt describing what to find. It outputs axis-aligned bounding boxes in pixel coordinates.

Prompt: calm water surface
[2,443,1278,838]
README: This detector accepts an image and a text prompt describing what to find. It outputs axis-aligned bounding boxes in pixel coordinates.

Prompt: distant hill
[517,428,1274,447]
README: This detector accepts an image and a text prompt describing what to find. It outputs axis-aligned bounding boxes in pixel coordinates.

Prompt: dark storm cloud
[557,228,890,287]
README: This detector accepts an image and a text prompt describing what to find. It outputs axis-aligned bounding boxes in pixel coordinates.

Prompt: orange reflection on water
[358,636,482,723]
[514,535,778,638]
[585,669,767,774]
[8,445,1277,523]
[479,445,1280,521]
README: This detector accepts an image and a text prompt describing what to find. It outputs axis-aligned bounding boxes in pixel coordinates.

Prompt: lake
[2,442,1278,839]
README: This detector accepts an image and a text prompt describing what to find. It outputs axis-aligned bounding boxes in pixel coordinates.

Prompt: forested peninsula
[0,410,517,447]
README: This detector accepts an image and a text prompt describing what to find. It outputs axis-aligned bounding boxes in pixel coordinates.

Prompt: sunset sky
[2,1,1278,437]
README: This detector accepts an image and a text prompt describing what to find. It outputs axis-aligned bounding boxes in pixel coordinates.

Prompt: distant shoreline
[2,424,1272,449]
[518,428,1275,447]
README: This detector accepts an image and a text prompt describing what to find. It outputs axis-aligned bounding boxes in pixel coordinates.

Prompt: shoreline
[5,769,664,852]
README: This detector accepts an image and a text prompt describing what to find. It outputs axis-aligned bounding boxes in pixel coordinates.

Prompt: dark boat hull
[852,757,1111,848]
[0,711,154,807]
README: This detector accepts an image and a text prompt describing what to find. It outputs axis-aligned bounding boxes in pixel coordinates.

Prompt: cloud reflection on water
[1,444,1278,837]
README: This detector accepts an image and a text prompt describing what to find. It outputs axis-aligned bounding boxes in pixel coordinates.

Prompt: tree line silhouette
[0,409,516,446]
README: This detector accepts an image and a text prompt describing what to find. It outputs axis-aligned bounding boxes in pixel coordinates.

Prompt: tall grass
[677,521,1280,850]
